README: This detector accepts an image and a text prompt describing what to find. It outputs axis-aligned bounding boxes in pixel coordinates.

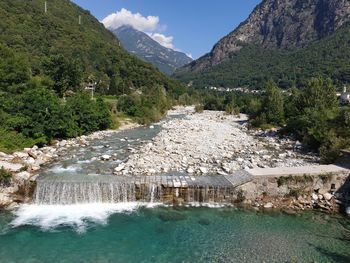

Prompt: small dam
[34,171,253,205]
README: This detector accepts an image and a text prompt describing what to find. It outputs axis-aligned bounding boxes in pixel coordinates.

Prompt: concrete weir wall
[236,165,350,212]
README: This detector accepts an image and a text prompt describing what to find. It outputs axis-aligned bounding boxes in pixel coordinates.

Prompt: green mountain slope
[175,23,350,89]
[0,0,179,93]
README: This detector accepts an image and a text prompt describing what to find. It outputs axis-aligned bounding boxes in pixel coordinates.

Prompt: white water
[49,165,82,173]
[11,203,162,233]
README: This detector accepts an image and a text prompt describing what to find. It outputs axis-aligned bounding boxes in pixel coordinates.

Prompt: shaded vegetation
[0,167,12,187]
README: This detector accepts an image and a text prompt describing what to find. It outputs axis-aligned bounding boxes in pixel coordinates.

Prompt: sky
[72,0,261,59]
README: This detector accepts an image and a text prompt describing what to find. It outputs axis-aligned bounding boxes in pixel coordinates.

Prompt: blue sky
[72,0,261,59]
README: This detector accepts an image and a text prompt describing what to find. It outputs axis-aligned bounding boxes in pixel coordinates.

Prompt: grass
[277,174,314,187]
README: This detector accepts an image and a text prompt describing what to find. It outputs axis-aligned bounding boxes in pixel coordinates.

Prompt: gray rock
[264,202,274,209]
[323,193,333,201]
[0,161,23,172]
[101,155,111,161]
[14,171,31,181]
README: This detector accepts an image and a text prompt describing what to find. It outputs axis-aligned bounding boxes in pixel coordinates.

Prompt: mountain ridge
[112,25,192,75]
[175,0,350,88]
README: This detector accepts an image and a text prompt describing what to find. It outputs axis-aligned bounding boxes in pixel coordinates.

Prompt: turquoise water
[0,206,349,263]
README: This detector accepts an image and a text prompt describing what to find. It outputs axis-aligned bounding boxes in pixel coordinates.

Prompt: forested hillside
[0,0,181,94]
[0,0,185,152]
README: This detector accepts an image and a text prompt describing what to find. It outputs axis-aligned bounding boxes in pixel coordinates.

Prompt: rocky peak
[206,0,350,67]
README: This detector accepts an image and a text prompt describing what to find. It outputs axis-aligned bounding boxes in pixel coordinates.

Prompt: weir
[34,171,253,205]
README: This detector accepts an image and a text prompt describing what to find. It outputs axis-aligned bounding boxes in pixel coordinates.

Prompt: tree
[0,44,30,93]
[263,80,284,125]
[42,55,82,97]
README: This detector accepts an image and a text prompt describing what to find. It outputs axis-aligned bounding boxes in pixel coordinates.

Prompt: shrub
[195,104,204,113]
[0,167,12,186]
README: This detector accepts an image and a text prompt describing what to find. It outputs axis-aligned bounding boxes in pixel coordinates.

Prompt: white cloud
[148,33,174,49]
[102,8,159,32]
[186,53,193,59]
[102,8,177,50]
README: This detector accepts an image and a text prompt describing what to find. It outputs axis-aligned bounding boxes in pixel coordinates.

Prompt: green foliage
[0,129,38,154]
[263,81,284,125]
[65,93,112,137]
[0,167,12,186]
[277,175,314,187]
[42,55,82,96]
[0,44,30,93]
[0,0,188,153]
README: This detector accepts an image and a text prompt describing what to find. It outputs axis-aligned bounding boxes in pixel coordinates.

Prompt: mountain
[112,26,192,75]
[175,0,350,88]
[0,0,180,94]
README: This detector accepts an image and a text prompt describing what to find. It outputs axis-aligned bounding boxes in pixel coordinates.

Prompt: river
[0,111,349,262]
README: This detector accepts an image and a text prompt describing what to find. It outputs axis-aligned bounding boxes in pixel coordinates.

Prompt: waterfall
[34,181,137,205]
[33,174,238,205]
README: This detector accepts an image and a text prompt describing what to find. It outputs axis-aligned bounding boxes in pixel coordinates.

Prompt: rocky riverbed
[0,122,140,209]
[114,107,319,176]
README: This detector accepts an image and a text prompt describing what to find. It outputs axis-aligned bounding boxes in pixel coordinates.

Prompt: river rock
[13,152,28,159]
[312,193,319,201]
[187,167,194,174]
[114,164,125,172]
[346,207,350,217]
[323,193,333,201]
[11,157,24,164]
[28,150,38,159]
[0,193,12,207]
[199,167,208,174]
[101,155,111,161]
[264,202,274,209]
[14,171,31,181]
[0,161,23,172]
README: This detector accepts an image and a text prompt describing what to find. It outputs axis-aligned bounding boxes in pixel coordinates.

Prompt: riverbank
[0,121,140,210]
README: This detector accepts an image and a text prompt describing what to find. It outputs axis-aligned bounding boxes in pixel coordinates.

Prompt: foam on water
[11,203,163,233]
[49,165,81,173]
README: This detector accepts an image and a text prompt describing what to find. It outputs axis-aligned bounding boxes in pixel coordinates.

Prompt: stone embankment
[0,123,139,210]
[114,108,318,176]
[236,165,349,215]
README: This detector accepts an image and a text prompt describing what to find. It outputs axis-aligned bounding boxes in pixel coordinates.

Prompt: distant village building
[340,86,350,104]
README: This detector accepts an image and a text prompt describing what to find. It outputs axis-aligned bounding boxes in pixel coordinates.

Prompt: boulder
[13,152,28,159]
[312,193,319,201]
[28,150,38,159]
[0,161,23,172]
[30,165,40,172]
[14,171,31,182]
[199,167,208,174]
[114,164,125,172]
[187,167,194,174]
[264,202,274,209]
[11,157,24,164]
[101,155,111,161]
[0,193,12,207]
[323,193,333,201]
[346,207,350,217]
[59,140,67,147]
